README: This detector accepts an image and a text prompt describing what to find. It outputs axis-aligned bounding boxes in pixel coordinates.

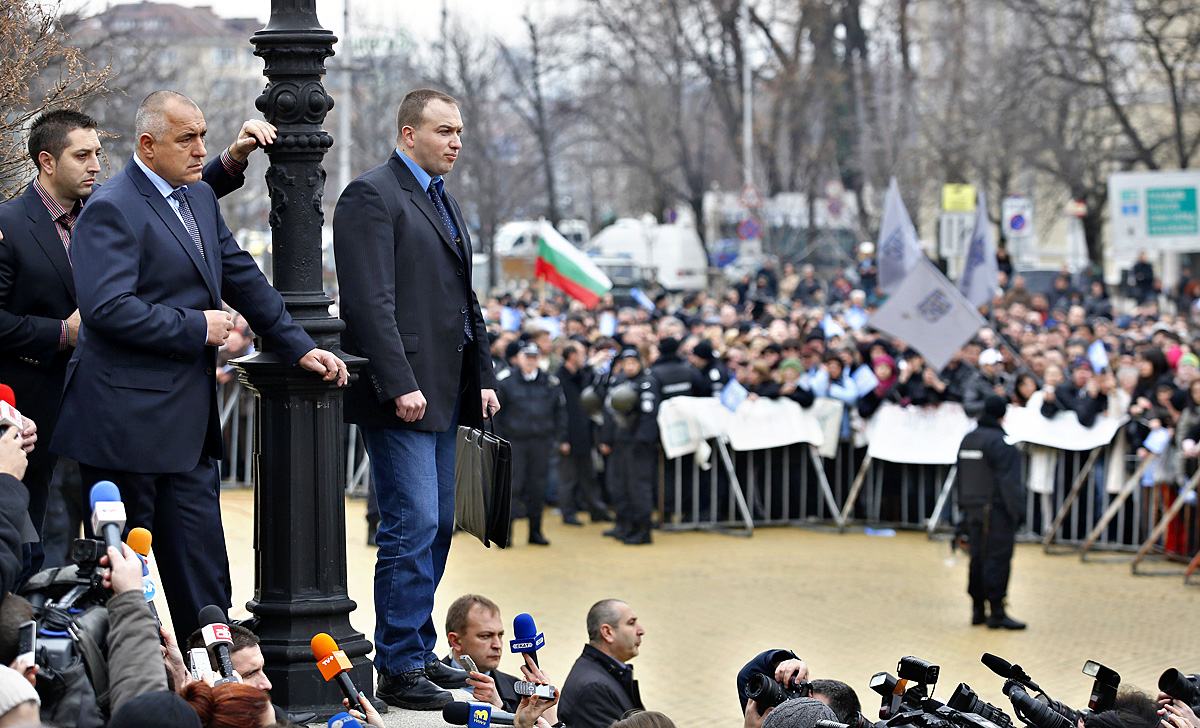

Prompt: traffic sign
[737,218,763,241]
[739,184,763,208]
[1002,195,1035,240]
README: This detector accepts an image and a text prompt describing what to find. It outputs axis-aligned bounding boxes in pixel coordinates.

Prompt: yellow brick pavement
[210,490,1200,728]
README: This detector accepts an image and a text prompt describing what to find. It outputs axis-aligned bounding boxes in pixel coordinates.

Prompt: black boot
[972,600,987,626]
[987,600,1026,630]
[528,517,550,546]
[376,668,452,710]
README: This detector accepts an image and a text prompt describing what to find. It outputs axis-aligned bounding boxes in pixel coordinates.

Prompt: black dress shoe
[376,669,452,710]
[424,659,470,689]
[602,527,628,539]
[591,513,614,523]
[972,602,987,626]
[529,532,551,546]
[562,516,584,526]
[622,532,652,545]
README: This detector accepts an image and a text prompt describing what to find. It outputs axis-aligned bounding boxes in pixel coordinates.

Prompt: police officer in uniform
[599,348,660,545]
[650,336,710,520]
[495,343,567,546]
[688,340,730,395]
[955,395,1026,630]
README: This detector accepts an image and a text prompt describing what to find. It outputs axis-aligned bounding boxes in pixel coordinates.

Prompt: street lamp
[234,0,372,717]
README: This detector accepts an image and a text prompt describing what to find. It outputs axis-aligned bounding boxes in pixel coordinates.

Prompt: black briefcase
[454,419,512,548]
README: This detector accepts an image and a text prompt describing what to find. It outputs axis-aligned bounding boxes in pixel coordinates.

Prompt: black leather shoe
[602,527,628,539]
[622,533,652,545]
[425,659,470,689]
[591,513,614,523]
[562,516,584,526]
[529,532,551,546]
[376,669,452,710]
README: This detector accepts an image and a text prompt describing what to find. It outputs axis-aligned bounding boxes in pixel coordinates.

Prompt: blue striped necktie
[169,189,205,260]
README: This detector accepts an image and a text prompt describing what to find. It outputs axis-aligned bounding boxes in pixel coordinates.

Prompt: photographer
[737,650,808,714]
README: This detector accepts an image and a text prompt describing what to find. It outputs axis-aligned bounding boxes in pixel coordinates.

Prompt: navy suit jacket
[333,153,496,432]
[0,160,246,451]
[51,157,314,473]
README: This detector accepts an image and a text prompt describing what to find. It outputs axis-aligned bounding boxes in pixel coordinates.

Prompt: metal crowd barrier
[660,436,1200,580]
[217,378,255,487]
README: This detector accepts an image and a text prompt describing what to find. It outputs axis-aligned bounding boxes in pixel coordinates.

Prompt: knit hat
[107,691,203,728]
[984,395,1008,421]
[778,358,804,375]
[762,697,838,728]
[1180,353,1200,369]
[0,665,38,718]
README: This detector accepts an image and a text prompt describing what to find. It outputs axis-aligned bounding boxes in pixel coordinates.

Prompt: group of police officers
[490,335,717,546]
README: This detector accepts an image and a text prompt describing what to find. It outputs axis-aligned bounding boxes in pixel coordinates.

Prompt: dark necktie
[427,181,473,341]
[169,188,205,260]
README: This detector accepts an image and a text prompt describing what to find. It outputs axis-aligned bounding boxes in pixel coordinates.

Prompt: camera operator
[955,395,1026,630]
[736,650,809,714]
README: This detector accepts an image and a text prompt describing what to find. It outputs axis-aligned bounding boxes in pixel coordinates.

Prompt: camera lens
[747,672,786,710]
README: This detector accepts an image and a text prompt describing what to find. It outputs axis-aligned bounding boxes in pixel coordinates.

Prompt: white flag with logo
[876,177,923,293]
[868,257,986,370]
[957,190,998,307]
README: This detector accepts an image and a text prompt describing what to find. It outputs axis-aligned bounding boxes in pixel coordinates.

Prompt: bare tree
[0,0,111,197]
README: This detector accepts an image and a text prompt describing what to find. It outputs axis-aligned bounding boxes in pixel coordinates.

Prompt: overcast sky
[81,0,553,44]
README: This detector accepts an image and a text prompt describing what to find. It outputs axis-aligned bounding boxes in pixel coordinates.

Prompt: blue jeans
[361,408,458,676]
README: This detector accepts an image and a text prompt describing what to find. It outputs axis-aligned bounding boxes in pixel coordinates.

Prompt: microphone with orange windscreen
[312,633,365,713]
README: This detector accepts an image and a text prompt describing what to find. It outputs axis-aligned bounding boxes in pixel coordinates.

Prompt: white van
[585,218,708,291]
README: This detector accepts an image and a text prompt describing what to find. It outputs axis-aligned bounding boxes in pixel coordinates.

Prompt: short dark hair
[810,679,861,723]
[396,89,458,139]
[0,594,34,665]
[28,108,98,172]
[445,594,500,637]
[185,623,260,653]
[586,599,625,642]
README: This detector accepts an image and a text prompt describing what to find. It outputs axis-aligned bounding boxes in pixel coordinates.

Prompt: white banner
[866,402,973,465]
[656,396,830,455]
[1002,405,1128,452]
[869,257,986,370]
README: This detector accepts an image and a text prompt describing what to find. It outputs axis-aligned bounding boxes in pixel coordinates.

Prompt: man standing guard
[955,395,1026,630]
[51,91,348,646]
[333,89,499,710]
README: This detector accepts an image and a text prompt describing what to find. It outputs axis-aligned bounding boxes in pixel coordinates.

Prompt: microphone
[510,613,545,666]
[981,653,1041,692]
[328,713,364,728]
[311,633,364,713]
[198,605,239,685]
[0,385,23,432]
[89,481,126,552]
[443,701,516,727]
[125,528,160,623]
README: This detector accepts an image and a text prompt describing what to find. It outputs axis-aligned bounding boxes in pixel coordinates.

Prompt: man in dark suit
[333,88,499,710]
[50,91,348,645]
[0,108,264,579]
[441,594,520,712]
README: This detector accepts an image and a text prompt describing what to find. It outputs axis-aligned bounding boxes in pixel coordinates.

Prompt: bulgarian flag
[534,221,612,308]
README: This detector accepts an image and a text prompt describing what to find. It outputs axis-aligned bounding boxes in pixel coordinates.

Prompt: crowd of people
[464,250,1199,558]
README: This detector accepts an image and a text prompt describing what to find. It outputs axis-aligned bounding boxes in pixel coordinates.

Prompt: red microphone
[0,384,23,432]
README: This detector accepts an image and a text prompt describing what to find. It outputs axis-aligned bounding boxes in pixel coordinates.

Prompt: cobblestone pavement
[212,490,1200,727]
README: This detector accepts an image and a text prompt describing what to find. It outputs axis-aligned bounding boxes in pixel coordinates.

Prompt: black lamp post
[233,0,372,717]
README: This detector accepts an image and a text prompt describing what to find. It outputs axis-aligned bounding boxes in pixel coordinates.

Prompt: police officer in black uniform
[955,395,1026,630]
[650,336,711,520]
[688,340,731,395]
[555,340,610,525]
[495,343,567,546]
[599,348,660,545]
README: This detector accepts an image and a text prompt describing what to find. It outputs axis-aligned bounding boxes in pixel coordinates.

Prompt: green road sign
[1146,188,1198,236]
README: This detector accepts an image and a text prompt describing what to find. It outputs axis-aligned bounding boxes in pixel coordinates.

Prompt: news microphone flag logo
[469,704,491,728]
[510,634,545,652]
[212,624,231,642]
